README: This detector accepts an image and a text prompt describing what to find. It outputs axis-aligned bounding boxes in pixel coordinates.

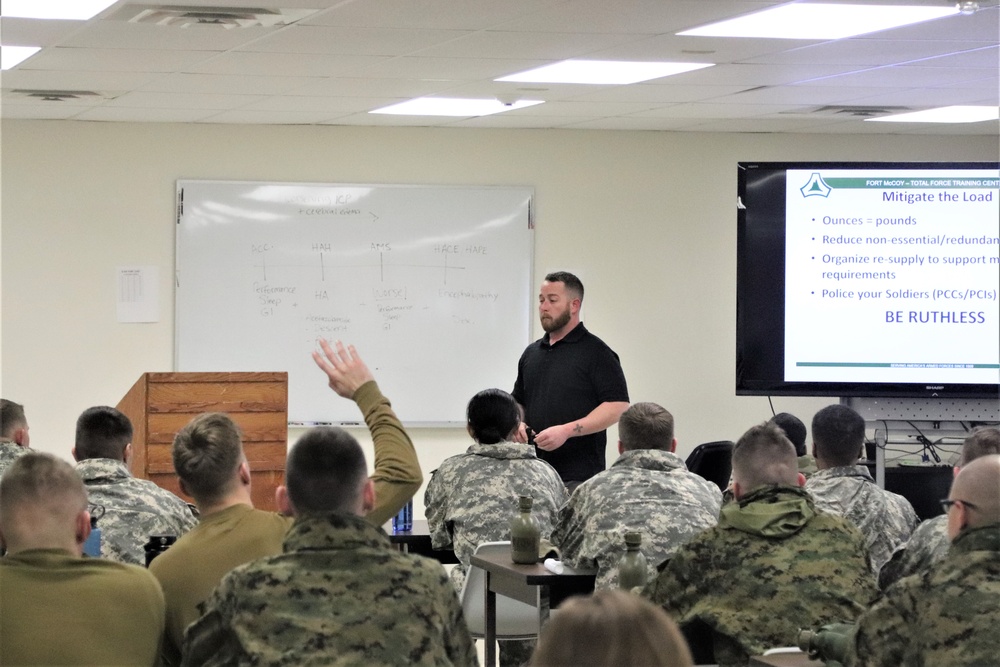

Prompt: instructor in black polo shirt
[512,271,630,491]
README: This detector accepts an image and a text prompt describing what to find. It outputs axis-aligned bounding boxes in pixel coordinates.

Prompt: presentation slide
[783,168,1000,384]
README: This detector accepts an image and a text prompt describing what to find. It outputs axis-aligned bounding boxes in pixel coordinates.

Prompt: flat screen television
[736,161,1000,399]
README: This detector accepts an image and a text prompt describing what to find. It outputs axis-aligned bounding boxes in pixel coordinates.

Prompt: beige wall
[2,119,995,517]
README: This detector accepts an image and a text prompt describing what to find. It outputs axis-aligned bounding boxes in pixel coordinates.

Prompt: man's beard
[541,307,571,333]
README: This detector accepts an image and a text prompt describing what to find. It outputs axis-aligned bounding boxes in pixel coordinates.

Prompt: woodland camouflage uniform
[643,485,877,667]
[182,512,478,667]
[75,457,197,564]
[552,448,721,588]
[850,523,1000,667]
[806,465,919,573]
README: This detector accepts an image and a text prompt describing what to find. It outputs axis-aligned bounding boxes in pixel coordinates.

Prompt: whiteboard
[175,180,534,425]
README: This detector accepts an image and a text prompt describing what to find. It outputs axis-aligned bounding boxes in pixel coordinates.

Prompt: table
[749,652,823,667]
[387,519,459,564]
[470,548,596,667]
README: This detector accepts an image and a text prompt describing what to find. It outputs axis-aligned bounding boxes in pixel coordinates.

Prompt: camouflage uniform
[551,448,721,589]
[76,457,198,564]
[643,485,877,667]
[151,379,421,666]
[806,465,919,573]
[181,512,478,667]
[424,440,567,592]
[0,439,28,478]
[877,514,949,590]
[798,454,818,478]
[849,524,1000,667]
[0,548,165,666]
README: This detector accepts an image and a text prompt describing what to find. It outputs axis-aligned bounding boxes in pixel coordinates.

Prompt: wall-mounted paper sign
[117,266,159,323]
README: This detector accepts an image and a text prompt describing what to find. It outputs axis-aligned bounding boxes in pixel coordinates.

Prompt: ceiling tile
[241,25,472,56]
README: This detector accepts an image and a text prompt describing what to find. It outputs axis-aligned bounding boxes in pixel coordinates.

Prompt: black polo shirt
[512,322,629,483]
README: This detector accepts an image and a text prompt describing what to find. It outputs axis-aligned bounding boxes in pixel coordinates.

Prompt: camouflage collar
[283,512,390,553]
[74,458,132,483]
[721,485,816,537]
[466,441,537,460]
[812,464,874,482]
[612,448,685,472]
[951,523,1000,555]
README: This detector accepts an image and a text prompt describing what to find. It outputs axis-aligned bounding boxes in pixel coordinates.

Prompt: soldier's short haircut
[0,399,27,439]
[75,406,133,461]
[770,412,807,457]
[467,388,521,445]
[732,422,799,492]
[286,427,367,515]
[0,452,88,545]
[811,404,866,467]
[172,413,244,504]
[544,271,584,301]
[960,426,1000,467]
[618,402,674,451]
[529,589,693,667]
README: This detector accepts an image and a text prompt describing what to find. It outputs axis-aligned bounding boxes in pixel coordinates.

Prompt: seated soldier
[552,401,721,589]
[73,405,197,564]
[850,454,1000,666]
[424,387,566,667]
[150,340,423,665]
[643,421,876,667]
[0,398,31,478]
[0,452,164,665]
[806,404,919,573]
[182,425,477,666]
[770,412,816,477]
[879,426,1000,589]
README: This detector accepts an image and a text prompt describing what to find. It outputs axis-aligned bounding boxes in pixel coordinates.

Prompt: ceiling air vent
[107,5,317,28]
[11,89,105,102]
[811,105,912,118]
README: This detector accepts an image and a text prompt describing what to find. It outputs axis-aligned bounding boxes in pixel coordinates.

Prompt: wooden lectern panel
[117,372,288,512]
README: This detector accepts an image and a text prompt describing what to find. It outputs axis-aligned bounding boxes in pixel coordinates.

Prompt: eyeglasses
[940,498,978,513]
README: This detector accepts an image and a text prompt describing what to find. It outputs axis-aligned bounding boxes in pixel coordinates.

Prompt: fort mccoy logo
[800,172,833,198]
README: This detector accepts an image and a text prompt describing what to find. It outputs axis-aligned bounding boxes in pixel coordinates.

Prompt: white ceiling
[1,0,998,134]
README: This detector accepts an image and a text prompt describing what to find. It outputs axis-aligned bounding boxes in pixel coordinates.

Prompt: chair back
[461,541,542,639]
[685,441,735,491]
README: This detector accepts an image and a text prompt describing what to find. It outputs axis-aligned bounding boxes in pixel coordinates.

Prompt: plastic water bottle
[83,518,101,558]
[392,498,413,532]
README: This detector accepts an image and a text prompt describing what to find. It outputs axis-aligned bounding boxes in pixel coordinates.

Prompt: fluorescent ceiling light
[496,60,713,85]
[679,3,959,40]
[866,106,1000,123]
[1,0,118,20]
[1,46,41,70]
[371,98,544,117]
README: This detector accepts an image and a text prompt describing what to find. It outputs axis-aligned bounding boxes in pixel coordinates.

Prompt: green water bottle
[618,531,648,590]
[510,495,541,564]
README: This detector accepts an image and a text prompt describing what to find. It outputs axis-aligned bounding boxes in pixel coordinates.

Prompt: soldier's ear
[276,485,295,517]
[123,443,133,465]
[71,447,80,462]
[796,472,806,488]
[617,441,624,455]
[669,438,677,453]
[361,479,375,515]
[75,510,91,553]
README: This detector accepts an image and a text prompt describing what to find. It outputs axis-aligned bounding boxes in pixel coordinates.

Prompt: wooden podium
[116,372,288,512]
